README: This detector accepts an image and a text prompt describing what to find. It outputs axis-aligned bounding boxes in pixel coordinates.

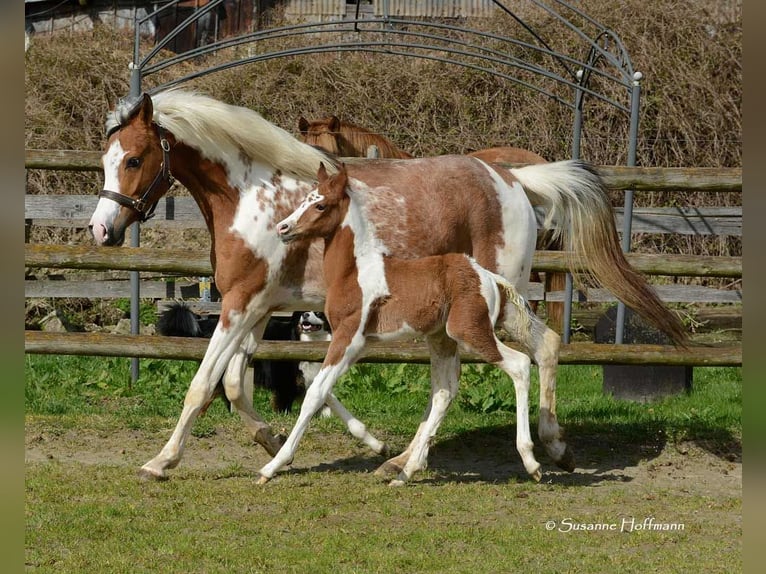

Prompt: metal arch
[121,0,643,360]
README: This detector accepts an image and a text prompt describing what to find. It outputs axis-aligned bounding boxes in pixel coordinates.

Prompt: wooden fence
[24,150,742,366]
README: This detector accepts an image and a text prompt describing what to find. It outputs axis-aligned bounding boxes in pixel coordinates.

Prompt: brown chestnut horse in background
[297,115,567,330]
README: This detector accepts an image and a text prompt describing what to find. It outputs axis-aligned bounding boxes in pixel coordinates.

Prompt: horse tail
[509,159,688,346]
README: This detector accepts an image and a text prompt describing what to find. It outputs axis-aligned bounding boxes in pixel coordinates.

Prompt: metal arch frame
[122,0,643,379]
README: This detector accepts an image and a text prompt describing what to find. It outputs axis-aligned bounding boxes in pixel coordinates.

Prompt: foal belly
[366,294,445,341]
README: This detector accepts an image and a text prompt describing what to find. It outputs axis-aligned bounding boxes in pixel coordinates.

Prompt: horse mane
[121,89,338,180]
[335,119,413,159]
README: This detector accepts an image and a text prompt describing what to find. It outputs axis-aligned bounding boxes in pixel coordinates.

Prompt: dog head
[295,311,332,341]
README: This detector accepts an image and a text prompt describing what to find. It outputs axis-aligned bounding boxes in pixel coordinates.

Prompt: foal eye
[126,157,141,169]
[316,204,326,212]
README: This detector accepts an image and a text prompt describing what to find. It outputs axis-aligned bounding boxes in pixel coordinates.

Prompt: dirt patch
[24,417,741,499]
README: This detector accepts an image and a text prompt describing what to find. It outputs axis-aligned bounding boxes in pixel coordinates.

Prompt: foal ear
[336,162,349,190]
[298,116,309,135]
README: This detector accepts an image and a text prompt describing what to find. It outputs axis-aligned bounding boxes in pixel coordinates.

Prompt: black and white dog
[156,303,331,413]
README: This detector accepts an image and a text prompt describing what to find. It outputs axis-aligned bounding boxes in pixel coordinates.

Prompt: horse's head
[89,93,175,246]
[298,116,342,155]
[277,162,349,243]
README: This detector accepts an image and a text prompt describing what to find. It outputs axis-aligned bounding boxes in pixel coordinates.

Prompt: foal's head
[277,163,349,243]
[298,116,343,156]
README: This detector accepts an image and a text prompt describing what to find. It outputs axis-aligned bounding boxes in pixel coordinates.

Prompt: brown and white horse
[297,115,566,329]
[88,89,686,481]
[268,163,547,484]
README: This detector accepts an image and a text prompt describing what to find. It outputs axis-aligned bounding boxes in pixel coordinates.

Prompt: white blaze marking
[89,140,127,240]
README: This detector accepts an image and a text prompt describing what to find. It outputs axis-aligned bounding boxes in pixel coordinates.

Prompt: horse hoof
[255,428,285,457]
[256,474,271,485]
[377,443,391,457]
[373,460,403,478]
[555,446,576,472]
[137,466,167,482]
[531,468,543,483]
[388,478,406,487]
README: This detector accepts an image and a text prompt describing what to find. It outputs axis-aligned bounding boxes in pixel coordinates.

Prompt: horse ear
[329,116,341,133]
[317,162,329,182]
[337,162,349,190]
[298,116,309,135]
[138,93,154,125]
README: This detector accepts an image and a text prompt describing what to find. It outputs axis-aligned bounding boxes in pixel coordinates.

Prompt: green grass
[25,356,741,573]
[24,355,742,446]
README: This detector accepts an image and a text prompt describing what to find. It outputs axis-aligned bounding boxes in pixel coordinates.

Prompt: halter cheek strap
[98,126,174,223]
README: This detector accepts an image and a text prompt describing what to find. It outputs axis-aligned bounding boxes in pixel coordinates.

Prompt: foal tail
[509,160,688,346]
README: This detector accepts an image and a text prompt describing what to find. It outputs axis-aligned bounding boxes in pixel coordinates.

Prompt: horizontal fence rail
[24,331,742,367]
[24,244,744,279]
[25,195,743,237]
[25,149,743,191]
[24,153,742,367]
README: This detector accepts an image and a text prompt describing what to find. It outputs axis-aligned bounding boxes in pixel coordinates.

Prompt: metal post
[614,72,642,343]
[563,69,585,344]
[129,55,142,383]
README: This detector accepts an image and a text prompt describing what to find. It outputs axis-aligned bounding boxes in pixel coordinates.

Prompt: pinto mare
[297,115,566,329]
[89,89,687,481]
[267,163,547,484]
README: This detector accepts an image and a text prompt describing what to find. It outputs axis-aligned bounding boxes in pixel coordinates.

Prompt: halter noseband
[99,126,174,223]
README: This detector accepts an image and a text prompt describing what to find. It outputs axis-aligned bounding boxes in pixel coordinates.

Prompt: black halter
[98,126,174,223]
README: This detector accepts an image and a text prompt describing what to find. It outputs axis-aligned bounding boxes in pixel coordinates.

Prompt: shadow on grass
[282,416,740,487]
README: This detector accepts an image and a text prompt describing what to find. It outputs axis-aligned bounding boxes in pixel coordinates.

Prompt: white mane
[150,89,337,181]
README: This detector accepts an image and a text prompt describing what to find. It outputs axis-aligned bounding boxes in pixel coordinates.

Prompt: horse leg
[323,394,389,455]
[450,298,541,481]
[389,333,460,486]
[491,340,541,481]
[257,329,363,483]
[139,317,257,480]
[221,320,285,456]
[373,349,446,478]
[301,353,388,455]
[503,300,575,472]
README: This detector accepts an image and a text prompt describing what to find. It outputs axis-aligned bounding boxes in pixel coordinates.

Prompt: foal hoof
[256,474,271,486]
[530,468,543,483]
[555,446,576,473]
[388,478,406,487]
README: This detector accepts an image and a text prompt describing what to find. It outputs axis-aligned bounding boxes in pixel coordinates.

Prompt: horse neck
[340,122,411,159]
[169,142,319,298]
[169,143,239,235]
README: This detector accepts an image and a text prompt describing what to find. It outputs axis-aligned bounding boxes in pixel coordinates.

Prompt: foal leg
[373,342,454,478]
[491,340,541,481]
[448,298,540,481]
[324,394,389,456]
[389,333,460,486]
[258,329,364,483]
[503,302,575,472]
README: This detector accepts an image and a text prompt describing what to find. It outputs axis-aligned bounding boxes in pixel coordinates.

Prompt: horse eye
[126,157,141,168]
[316,204,326,212]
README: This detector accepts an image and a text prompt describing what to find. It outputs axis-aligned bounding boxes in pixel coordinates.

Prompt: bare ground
[24,416,741,498]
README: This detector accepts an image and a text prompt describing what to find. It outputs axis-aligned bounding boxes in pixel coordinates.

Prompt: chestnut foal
[262,164,549,485]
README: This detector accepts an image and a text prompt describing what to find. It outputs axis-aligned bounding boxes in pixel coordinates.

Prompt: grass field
[25,357,742,573]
